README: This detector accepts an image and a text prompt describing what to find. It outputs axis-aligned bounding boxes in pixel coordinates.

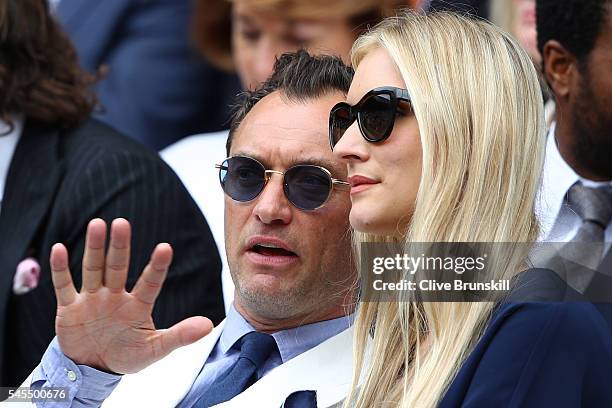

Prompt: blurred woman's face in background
[512,0,539,63]
[231,0,356,89]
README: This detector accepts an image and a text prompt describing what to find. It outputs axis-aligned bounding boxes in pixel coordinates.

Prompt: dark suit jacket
[0,118,225,386]
[56,0,241,150]
[584,249,612,331]
[440,271,612,407]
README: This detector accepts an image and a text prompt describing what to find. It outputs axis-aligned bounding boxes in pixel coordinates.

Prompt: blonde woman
[330,12,612,407]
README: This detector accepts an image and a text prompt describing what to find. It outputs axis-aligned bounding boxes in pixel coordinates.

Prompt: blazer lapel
[216,326,355,408]
[598,247,612,276]
[0,121,64,375]
[582,248,612,302]
[103,321,226,408]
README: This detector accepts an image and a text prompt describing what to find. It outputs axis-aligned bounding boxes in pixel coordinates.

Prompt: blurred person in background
[425,0,488,17]
[490,0,539,63]
[162,0,418,309]
[536,0,612,298]
[53,0,241,150]
[0,0,224,387]
[489,0,554,124]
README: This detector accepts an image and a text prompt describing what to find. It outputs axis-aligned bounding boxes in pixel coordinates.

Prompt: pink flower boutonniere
[13,257,41,295]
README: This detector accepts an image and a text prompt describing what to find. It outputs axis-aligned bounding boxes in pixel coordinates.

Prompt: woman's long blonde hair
[346,12,546,407]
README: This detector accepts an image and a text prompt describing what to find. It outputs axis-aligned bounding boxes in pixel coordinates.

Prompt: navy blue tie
[195,331,278,407]
[282,390,318,407]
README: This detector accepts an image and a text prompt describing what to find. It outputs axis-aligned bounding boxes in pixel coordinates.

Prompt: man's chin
[236,284,312,318]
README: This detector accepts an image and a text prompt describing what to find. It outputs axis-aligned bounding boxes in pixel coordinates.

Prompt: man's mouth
[249,243,297,257]
[245,237,299,266]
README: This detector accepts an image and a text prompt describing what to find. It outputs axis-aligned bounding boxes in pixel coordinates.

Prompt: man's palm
[50,218,212,374]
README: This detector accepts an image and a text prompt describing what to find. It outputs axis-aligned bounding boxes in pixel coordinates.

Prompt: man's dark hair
[0,0,96,130]
[536,0,611,66]
[226,50,354,155]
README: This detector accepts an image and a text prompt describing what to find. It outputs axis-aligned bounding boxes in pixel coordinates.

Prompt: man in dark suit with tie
[54,0,240,150]
[0,0,225,387]
[536,0,612,309]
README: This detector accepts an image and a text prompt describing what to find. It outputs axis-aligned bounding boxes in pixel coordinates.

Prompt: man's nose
[252,175,292,225]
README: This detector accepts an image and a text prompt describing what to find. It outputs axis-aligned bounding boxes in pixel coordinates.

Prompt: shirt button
[66,370,77,382]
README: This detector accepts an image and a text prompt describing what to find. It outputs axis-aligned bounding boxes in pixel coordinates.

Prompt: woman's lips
[348,175,379,195]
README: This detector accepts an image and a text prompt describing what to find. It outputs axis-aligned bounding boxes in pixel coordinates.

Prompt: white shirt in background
[48,0,61,11]
[0,115,23,213]
[538,122,612,243]
[161,131,234,310]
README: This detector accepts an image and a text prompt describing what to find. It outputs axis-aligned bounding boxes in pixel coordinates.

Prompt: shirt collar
[218,304,256,356]
[538,122,612,239]
[538,123,579,239]
[219,303,353,363]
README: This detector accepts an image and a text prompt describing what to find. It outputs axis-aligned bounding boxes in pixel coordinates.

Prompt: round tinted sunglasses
[216,156,350,211]
[329,86,412,150]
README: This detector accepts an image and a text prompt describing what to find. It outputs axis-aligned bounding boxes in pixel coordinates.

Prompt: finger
[81,219,107,292]
[50,244,77,306]
[104,218,131,292]
[154,317,213,357]
[131,243,173,306]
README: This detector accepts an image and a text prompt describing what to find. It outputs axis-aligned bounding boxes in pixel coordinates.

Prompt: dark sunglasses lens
[359,93,395,141]
[219,157,265,202]
[330,105,353,148]
[284,166,332,210]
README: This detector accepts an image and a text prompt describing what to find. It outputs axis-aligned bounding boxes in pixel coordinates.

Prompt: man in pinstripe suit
[0,0,225,387]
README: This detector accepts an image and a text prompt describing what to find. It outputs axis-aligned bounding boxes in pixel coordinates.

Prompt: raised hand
[50,218,213,374]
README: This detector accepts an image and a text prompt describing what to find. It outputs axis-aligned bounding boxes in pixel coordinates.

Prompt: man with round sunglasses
[12,51,357,408]
[216,156,350,211]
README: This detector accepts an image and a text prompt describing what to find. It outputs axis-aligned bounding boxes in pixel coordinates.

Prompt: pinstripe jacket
[0,118,225,387]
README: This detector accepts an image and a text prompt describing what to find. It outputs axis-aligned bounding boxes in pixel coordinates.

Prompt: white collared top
[0,115,23,213]
[538,122,612,243]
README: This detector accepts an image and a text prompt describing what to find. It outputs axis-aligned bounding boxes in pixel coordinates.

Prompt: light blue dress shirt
[30,305,353,407]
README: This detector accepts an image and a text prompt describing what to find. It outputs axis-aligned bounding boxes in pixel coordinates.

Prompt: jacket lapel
[0,121,64,374]
[216,326,355,408]
[598,247,612,276]
[582,248,612,302]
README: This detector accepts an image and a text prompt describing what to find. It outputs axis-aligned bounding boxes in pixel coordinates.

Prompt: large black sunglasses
[329,86,412,150]
[216,156,350,211]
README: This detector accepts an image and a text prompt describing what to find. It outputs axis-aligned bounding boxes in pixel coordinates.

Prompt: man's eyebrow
[230,152,345,178]
[287,156,345,177]
[228,151,264,164]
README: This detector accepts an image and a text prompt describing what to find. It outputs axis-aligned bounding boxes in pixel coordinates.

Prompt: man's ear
[542,40,577,100]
